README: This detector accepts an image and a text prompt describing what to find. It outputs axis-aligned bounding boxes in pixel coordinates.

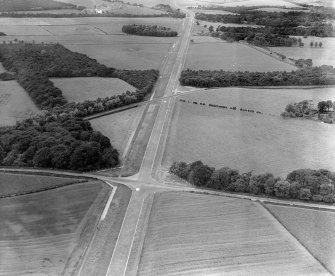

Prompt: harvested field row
[138,192,328,275]
[0,181,109,275]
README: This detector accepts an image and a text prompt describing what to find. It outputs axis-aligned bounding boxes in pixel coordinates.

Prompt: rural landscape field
[0,0,335,275]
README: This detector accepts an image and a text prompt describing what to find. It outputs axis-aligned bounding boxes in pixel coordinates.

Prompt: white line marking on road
[122,197,145,276]
[100,182,117,221]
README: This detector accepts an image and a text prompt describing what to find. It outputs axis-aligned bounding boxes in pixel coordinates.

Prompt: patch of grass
[185,37,296,71]
[0,80,40,126]
[52,77,136,102]
[0,181,109,275]
[266,204,335,274]
[163,100,335,178]
[138,192,326,275]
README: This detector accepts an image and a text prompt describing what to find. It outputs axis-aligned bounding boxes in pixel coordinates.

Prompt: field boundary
[262,203,334,275]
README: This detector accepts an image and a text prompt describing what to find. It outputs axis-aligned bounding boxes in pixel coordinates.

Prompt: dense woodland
[196,10,334,37]
[122,24,178,37]
[0,114,119,171]
[180,66,335,87]
[211,26,299,46]
[0,43,159,171]
[170,161,335,203]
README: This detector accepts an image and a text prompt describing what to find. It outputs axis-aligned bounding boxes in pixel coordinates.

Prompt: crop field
[0,181,110,275]
[0,0,76,11]
[266,204,335,274]
[0,172,86,197]
[90,105,145,158]
[0,17,180,70]
[162,101,335,178]
[138,192,327,275]
[272,36,335,67]
[0,80,40,126]
[185,38,296,71]
[178,87,335,115]
[51,77,136,102]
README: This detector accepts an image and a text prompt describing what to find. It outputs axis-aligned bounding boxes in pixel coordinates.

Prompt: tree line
[180,66,335,88]
[0,114,119,172]
[170,161,335,203]
[196,11,334,37]
[211,26,299,47]
[122,24,178,37]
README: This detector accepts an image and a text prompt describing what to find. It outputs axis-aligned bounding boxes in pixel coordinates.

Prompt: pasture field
[0,17,181,69]
[51,77,136,102]
[178,87,335,115]
[254,7,309,12]
[0,80,40,126]
[0,172,86,197]
[138,192,328,275]
[162,100,335,178]
[90,105,145,158]
[272,36,335,67]
[266,204,335,274]
[185,38,296,71]
[0,181,110,275]
[208,0,301,7]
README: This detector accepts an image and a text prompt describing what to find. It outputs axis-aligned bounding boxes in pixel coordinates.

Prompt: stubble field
[163,100,335,178]
[185,37,296,71]
[266,204,335,274]
[0,80,40,126]
[0,172,86,197]
[0,180,110,275]
[271,36,335,67]
[51,77,136,102]
[138,192,328,275]
[90,105,145,158]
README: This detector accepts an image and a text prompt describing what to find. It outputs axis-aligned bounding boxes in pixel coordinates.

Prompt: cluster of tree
[196,11,334,37]
[180,66,335,88]
[0,114,119,171]
[170,161,335,203]
[153,4,186,18]
[122,24,177,37]
[310,41,323,47]
[211,26,299,46]
[281,99,334,118]
[294,58,313,68]
[0,32,5,36]
[0,43,158,111]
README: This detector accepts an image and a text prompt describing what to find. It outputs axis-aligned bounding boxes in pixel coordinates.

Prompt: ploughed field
[0,176,110,275]
[266,204,335,275]
[185,37,296,71]
[272,36,335,67]
[90,105,145,158]
[163,98,335,178]
[138,192,328,275]
[0,80,40,126]
[0,17,181,70]
[51,77,136,102]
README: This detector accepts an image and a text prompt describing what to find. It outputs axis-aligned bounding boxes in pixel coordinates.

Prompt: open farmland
[207,0,301,7]
[51,77,136,102]
[0,172,86,197]
[178,87,335,115]
[162,101,335,178]
[0,0,77,11]
[185,37,296,71]
[0,80,40,126]
[272,37,335,67]
[90,105,145,158]
[0,181,110,275]
[0,17,181,70]
[138,192,328,275]
[266,204,335,274]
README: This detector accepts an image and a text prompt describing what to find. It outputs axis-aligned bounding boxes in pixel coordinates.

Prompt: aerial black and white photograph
[0,0,334,275]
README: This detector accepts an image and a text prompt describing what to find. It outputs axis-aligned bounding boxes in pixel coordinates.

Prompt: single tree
[319,41,323,47]
[310,41,314,47]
